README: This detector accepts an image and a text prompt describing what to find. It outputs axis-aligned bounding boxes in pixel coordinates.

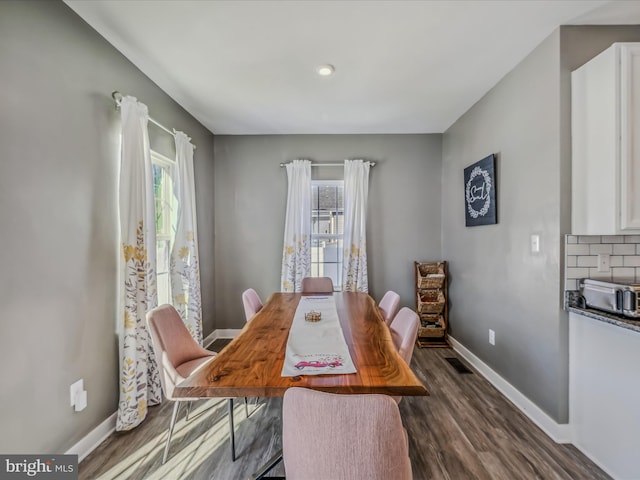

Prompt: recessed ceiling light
[316,64,335,77]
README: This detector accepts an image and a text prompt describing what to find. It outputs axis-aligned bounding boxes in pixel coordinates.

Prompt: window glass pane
[152,151,176,305]
[336,212,344,234]
[311,184,319,210]
[152,160,174,239]
[324,263,339,287]
[156,239,171,305]
[157,272,170,305]
[157,239,170,273]
[323,241,339,262]
[318,185,336,210]
[310,182,343,291]
[153,164,164,234]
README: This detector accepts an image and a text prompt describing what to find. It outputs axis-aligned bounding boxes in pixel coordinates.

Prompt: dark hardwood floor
[79,340,609,480]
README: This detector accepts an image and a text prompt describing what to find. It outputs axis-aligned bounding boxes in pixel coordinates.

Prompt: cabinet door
[620,44,640,230]
[571,45,618,234]
[571,43,640,234]
[569,312,640,479]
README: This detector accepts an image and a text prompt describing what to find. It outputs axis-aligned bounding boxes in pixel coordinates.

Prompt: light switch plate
[530,234,541,253]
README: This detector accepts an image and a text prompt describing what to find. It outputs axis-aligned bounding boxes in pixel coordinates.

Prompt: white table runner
[281,296,357,377]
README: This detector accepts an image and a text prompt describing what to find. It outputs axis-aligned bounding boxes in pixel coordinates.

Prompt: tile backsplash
[565,235,640,291]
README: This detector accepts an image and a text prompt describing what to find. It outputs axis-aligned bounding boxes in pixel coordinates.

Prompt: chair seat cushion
[176,354,215,378]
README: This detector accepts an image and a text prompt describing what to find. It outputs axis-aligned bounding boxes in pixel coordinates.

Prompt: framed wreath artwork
[463,154,497,227]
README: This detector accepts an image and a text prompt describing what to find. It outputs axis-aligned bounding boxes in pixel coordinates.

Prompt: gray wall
[441,25,640,423]
[0,1,215,453]
[213,134,441,328]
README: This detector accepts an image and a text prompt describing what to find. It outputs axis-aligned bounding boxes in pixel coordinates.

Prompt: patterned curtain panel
[169,131,203,344]
[116,96,161,431]
[342,160,371,292]
[281,160,312,292]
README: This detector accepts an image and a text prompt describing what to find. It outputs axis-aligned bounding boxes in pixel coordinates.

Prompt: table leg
[228,398,236,461]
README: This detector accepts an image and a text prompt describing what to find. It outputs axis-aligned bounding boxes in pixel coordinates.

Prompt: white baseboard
[70,329,242,463]
[203,328,242,347]
[449,336,571,444]
[66,411,117,463]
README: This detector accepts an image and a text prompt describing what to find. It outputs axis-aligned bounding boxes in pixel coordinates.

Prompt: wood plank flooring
[79,341,609,480]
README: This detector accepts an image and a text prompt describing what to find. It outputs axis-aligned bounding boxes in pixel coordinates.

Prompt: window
[311,181,344,290]
[151,151,176,305]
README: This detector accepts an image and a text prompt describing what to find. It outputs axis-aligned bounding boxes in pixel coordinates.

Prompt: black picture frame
[464,154,497,227]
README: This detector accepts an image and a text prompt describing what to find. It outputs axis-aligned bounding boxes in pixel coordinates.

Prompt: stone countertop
[566,290,640,334]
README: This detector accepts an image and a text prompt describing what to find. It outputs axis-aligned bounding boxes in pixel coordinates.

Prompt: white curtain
[342,159,370,292]
[116,96,161,431]
[170,131,203,344]
[281,159,312,292]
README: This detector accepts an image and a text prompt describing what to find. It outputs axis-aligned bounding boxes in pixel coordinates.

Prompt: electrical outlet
[597,254,610,273]
[489,329,495,345]
[70,379,84,407]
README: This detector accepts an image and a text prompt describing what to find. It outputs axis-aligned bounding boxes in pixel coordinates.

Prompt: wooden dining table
[174,292,429,399]
[173,291,428,469]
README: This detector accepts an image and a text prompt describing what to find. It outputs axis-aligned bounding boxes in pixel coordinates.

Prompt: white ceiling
[65,0,640,135]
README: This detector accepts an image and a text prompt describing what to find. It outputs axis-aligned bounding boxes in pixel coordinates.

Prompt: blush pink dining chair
[282,387,412,480]
[146,304,237,464]
[389,307,419,404]
[242,288,263,322]
[378,290,401,326]
[301,276,334,293]
[241,288,264,415]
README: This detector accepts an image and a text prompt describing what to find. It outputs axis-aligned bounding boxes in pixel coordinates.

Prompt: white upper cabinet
[572,43,640,234]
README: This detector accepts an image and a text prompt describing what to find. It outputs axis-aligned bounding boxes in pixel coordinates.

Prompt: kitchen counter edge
[568,305,640,334]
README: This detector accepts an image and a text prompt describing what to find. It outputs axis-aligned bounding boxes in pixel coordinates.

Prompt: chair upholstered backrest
[378,291,401,326]
[282,387,412,480]
[242,288,263,322]
[389,307,419,366]
[146,304,215,400]
[301,276,334,293]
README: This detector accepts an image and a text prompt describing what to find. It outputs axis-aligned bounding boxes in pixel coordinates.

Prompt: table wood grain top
[174,292,429,398]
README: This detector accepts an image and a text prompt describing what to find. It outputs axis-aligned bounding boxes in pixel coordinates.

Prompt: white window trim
[312,179,343,187]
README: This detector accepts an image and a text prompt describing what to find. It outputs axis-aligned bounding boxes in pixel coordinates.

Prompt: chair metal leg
[244,396,261,418]
[185,400,192,421]
[228,398,236,461]
[249,448,283,480]
[162,401,181,464]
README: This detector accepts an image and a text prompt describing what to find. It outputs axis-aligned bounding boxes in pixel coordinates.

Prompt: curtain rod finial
[112,91,123,105]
